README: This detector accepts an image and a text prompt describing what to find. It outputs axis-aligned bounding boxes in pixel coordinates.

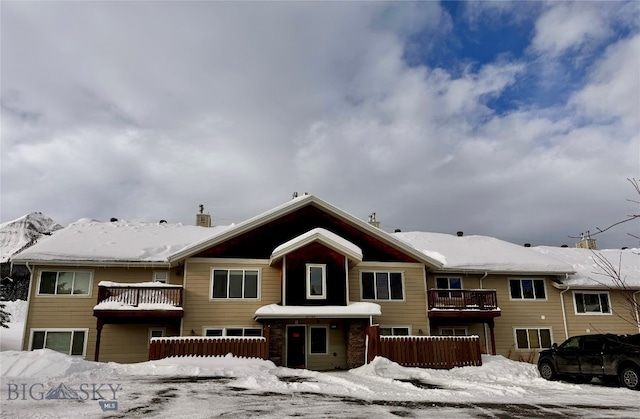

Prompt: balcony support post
[488,318,496,355]
[94,319,104,362]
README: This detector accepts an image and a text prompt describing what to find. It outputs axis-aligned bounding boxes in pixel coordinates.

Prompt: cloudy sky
[2,1,639,249]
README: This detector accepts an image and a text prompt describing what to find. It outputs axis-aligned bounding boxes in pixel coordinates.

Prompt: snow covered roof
[270,228,363,265]
[393,232,574,274]
[532,246,640,289]
[254,302,381,319]
[11,219,230,266]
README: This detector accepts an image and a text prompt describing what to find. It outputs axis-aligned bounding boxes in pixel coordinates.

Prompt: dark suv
[537,334,640,390]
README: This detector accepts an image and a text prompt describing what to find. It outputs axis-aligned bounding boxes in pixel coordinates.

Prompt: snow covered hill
[0,212,63,263]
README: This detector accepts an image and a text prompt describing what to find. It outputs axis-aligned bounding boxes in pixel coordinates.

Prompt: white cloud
[532,2,614,56]
[570,34,640,132]
[1,1,638,249]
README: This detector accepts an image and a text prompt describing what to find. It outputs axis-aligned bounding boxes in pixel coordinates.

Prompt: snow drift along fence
[149,336,269,361]
[367,326,482,369]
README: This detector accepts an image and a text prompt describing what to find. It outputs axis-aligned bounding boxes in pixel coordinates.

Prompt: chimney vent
[576,231,597,250]
[456,231,463,237]
[196,205,212,227]
[368,212,380,228]
[292,192,298,199]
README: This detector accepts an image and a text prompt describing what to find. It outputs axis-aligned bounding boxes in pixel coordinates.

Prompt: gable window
[361,272,404,300]
[153,271,168,283]
[38,271,92,296]
[30,329,87,356]
[574,292,611,314]
[203,327,262,337]
[509,279,546,300]
[380,326,410,336]
[514,328,552,350]
[309,326,328,354]
[211,269,259,299]
[306,264,326,299]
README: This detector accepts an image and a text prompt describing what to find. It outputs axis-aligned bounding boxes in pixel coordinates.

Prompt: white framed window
[37,271,92,296]
[439,327,467,336]
[514,328,552,350]
[309,326,328,354]
[306,264,326,299]
[435,276,463,299]
[203,327,262,337]
[148,328,166,348]
[573,291,611,314]
[211,269,259,299]
[361,271,404,301]
[380,326,410,336]
[153,271,168,283]
[435,277,462,289]
[509,278,546,300]
[29,328,88,356]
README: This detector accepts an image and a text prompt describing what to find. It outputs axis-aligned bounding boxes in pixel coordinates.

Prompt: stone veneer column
[267,321,284,366]
[346,319,367,368]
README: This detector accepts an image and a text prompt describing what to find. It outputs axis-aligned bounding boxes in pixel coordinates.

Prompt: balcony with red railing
[427,289,500,318]
[93,282,184,319]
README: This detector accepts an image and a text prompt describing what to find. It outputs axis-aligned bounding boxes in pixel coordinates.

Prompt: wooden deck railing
[96,285,183,308]
[427,289,497,311]
[149,336,269,361]
[367,325,482,369]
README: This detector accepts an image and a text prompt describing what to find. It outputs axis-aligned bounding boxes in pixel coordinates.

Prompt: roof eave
[432,268,575,276]
[10,258,172,268]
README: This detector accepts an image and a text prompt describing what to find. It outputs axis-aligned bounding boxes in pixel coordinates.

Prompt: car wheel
[619,366,640,390]
[538,361,557,381]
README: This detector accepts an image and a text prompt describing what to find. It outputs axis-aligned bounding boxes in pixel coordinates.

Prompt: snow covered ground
[1,301,637,418]
[0,300,26,352]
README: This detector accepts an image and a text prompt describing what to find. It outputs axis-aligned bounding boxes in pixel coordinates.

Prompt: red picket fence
[149,335,269,361]
[367,326,482,369]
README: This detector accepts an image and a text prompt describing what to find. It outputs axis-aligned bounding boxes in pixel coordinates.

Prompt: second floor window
[211,269,259,299]
[509,279,546,300]
[361,271,404,300]
[574,292,611,314]
[38,271,92,296]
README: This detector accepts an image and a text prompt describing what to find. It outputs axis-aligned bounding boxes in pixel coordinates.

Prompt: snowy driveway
[1,350,638,418]
[90,374,636,419]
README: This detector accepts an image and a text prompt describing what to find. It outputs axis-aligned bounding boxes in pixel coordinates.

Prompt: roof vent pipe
[456,231,463,237]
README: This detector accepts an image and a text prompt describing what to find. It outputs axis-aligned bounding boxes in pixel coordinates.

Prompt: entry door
[287,326,306,368]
